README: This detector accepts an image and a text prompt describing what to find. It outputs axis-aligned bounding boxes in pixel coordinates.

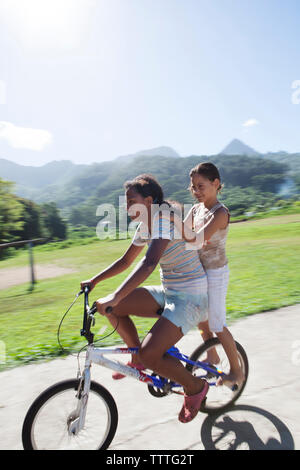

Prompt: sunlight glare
[0,0,96,51]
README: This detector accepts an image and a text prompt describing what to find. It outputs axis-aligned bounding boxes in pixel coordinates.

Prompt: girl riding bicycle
[172,162,244,388]
[81,174,209,423]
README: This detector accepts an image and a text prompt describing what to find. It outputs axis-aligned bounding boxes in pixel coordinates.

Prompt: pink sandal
[112,362,145,380]
[178,380,209,423]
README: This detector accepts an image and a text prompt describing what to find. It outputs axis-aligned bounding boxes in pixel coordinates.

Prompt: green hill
[1,146,299,224]
[56,153,291,222]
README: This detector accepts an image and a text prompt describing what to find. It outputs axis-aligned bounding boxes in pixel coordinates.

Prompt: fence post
[27,241,36,289]
[0,238,46,291]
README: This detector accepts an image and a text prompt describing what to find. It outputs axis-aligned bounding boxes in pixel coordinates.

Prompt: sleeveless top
[193,202,230,270]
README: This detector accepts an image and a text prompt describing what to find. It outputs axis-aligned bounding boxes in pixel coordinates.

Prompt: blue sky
[0,0,300,166]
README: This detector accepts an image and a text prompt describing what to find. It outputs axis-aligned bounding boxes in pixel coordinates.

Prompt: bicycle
[22,287,249,450]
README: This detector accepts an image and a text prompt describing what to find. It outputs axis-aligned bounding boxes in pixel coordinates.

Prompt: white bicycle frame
[69,344,152,436]
[69,288,159,435]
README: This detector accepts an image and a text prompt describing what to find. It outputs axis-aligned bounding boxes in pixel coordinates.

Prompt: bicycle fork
[68,356,92,436]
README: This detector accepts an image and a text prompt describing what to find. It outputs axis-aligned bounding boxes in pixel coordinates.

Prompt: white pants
[206,264,229,333]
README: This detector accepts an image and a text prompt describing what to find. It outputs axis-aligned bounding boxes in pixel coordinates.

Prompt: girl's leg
[106,287,160,364]
[198,320,220,364]
[139,317,206,396]
[198,320,213,341]
[216,327,245,387]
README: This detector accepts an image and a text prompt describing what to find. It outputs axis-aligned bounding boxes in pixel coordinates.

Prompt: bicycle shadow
[200,404,295,450]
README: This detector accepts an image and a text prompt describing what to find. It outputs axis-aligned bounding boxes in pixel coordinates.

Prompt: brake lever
[88,301,98,315]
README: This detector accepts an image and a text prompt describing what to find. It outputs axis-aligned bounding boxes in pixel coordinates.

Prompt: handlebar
[79,286,113,344]
[80,286,113,314]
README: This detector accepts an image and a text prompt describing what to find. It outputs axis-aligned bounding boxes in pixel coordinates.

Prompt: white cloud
[242,118,259,128]
[0,121,53,151]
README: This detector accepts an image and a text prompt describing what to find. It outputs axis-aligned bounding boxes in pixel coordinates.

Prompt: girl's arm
[113,238,170,302]
[173,207,229,247]
[96,237,170,314]
[199,208,229,241]
[81,242,145,291]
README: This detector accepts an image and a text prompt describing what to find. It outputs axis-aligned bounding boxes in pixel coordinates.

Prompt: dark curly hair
[124,174,164,204]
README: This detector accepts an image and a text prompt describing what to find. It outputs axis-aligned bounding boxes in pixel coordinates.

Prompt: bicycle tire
[22,379,118,450]
[186,338,249,414]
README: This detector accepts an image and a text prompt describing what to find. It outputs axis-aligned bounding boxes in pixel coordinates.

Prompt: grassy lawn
[0,213,299,370]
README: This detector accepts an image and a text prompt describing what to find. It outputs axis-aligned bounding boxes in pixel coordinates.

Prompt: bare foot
[216,370,245,389]
[203,352,221,365]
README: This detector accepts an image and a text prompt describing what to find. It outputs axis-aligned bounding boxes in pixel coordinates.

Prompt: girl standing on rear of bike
[173,162,244,388]
[81,174,209,423]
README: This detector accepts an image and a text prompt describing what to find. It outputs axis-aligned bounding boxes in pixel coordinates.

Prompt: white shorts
[143,284,208,336]
[206,264,229,333]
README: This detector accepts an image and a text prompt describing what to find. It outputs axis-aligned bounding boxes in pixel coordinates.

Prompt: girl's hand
[95,293,120,315]
[80,278,96,292]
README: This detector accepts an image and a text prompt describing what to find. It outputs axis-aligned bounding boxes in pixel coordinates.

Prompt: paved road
[0,304,299,450]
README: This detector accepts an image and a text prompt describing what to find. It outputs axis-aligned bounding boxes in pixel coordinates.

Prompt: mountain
[1,142,299,214]
[262,151,300,174]
[0,147,180,186]
[0,158,87,189]
[220,139,260,157]
[37,153,289,210]
[115,146,180,164]
[1,149,296,221]
[0,147,181,198]
[0,158,88,201]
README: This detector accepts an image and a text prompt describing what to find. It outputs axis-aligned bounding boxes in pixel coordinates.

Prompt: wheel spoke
[22,380,118,450]
[187,339,248,414]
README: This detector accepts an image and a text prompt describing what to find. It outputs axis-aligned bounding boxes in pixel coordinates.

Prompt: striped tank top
[132,212,207,293]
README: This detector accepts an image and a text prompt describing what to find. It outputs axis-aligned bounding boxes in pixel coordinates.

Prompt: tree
[251,174,285,193]
[40,202,67,240]
[14,198,47,240]
[0,178,24,244]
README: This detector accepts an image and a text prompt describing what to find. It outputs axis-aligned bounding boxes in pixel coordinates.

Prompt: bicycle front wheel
[186,338,249,414]
[22,379,118,450]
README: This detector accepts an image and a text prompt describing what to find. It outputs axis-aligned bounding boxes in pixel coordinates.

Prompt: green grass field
[0,213,299,370]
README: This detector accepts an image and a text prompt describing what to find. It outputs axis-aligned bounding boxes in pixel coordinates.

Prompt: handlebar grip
[105,306,113,314]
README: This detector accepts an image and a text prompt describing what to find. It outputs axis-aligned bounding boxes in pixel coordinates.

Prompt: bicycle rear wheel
[186,338,248,414]
[22,379,118,450]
